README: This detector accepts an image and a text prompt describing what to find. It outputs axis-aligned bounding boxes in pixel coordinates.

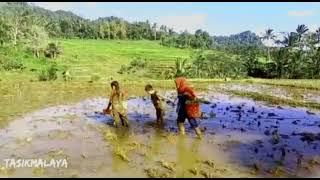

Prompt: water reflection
[150,128,164,156]
[111,128,131,173]
[176,136,201,177]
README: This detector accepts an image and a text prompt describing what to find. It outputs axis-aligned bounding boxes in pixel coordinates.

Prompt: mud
[0,90,319,177]
[216,83,320,104]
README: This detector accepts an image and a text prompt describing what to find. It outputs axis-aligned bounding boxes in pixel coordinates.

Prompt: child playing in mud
[104,81,129,128]
[175,77,202,139]
[145,84,167,127]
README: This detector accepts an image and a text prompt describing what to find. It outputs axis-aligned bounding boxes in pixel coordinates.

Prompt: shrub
[38,64,58,81]
[44,42,63,59]
[129,57,149,68]
[38,69,48,81]
[0,57,25,71]
[62,70,72,81]
[117,57,150,74]
[117,65,127,74]
[48,64,58,80]
[183,52,248,79]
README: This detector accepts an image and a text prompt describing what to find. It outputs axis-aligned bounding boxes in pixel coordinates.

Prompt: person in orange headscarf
[175,77,202,139]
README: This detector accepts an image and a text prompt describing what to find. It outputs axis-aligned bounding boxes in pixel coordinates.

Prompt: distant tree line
[1,2,320,80]
[0,2,265,51]
[212,31,265,54]
[165,25,320,79]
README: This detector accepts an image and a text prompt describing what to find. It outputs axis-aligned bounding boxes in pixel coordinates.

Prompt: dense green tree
[26,25,49,58]
[0,17,10,46]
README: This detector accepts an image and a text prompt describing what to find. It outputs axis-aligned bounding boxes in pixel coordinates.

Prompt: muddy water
[0,91,319,177]
[216,83,320,104]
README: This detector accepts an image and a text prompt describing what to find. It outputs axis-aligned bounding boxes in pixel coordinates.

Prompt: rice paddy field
[0,39,320,177]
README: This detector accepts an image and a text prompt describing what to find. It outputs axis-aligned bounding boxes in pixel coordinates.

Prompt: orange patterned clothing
[175,77,200,119]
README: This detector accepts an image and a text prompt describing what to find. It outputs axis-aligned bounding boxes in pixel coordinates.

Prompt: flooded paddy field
[216,83,320,104]
[0,82,319,177]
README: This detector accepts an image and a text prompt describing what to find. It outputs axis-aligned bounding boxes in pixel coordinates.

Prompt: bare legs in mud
[112,111,129,128]
[156,108,165,128]
[178,123,186,135]
[194,127,202,139]
[178,121,202,139]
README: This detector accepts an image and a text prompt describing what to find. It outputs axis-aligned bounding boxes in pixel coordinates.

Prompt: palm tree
[260,28,276,61]
[152,23,157,40]
[98,24,105,39]
[316,27,320,43]
[119,20,127,39]
[275,32,298,48]
[104,22,111,40]
[110,21,117,39]
[168,28,174,36]
[175,58,191,77]
[162,58,191,79]
[296,24,309,42]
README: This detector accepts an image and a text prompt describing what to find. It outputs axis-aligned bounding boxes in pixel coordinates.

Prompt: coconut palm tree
[296,24,309,42]
[260,28,276,61]
[275,32,298,48]
[152,23,157,40]
[316,27,320,43]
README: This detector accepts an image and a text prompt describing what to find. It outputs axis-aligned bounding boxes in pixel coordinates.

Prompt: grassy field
[4,38,319,89]
[58,39,189,81]
[0,39,228,82]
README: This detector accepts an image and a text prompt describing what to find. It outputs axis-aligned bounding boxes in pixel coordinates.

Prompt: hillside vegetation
[0,2,320,82]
